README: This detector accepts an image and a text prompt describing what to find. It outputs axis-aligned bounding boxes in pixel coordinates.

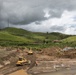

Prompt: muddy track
[0,53,36,75]
[0,64,23,75]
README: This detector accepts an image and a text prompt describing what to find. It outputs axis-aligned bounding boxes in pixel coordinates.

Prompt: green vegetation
[0,29,34,46]
[63,36,76,42]
[62,36,76,47]
[0,27,76,49]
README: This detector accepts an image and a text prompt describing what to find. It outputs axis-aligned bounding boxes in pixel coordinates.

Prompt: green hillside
[0,27,75,49]
[2,27,63,42]
[61,36,76,47]
[0,31,34,46]
[3,27,45,41]
[63,36,76,42]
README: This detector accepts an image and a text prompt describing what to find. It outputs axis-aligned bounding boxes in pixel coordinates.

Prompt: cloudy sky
[0,0,76,35]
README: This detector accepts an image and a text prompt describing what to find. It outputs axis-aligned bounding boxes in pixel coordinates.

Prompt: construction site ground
[0,47,76,75]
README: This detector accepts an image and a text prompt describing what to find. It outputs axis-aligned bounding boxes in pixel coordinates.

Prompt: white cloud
[50,10,76,25]
[44,8,50,18]
[17,10,76,35]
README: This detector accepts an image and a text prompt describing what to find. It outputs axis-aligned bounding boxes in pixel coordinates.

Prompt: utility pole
[8,19,10,28]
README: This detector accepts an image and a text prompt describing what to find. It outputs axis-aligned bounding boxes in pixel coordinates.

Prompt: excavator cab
[16,57,31,66]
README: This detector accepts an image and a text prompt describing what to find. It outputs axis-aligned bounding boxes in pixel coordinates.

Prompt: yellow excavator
[27,49,33,55]
[16,57,31,66]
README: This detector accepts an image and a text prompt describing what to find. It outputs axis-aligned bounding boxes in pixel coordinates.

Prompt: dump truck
[16,57,31,66]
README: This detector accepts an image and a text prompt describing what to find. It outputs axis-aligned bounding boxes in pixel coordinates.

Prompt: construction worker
[35,61,38,66]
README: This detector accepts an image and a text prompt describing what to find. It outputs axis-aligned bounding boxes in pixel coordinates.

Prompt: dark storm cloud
[50,25,66,32]
[0,0,76,28]
[9,10,46,25]
[35,21,41,25]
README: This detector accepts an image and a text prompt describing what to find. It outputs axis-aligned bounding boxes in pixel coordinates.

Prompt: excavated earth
[0,47,76,75]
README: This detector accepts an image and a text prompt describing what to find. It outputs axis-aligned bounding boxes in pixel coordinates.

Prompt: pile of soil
[39,46,76,59]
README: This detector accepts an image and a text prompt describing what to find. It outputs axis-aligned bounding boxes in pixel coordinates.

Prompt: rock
[3,60,10,65]
[0,64,3,68]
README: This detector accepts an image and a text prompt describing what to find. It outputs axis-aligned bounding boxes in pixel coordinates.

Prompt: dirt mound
[62,49,76,58]
[40,46,76,58]
[40,46,62,57]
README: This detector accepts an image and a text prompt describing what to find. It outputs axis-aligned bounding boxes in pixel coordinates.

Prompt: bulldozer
[16,57,31,66]
[27,50,33,55]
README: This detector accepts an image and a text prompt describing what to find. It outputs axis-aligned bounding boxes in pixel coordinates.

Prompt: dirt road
[36,66,76,75]
[26,53,36,70]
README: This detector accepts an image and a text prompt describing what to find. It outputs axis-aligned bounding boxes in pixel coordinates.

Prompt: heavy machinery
[27,50,33,55]
[16,57,31,66]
